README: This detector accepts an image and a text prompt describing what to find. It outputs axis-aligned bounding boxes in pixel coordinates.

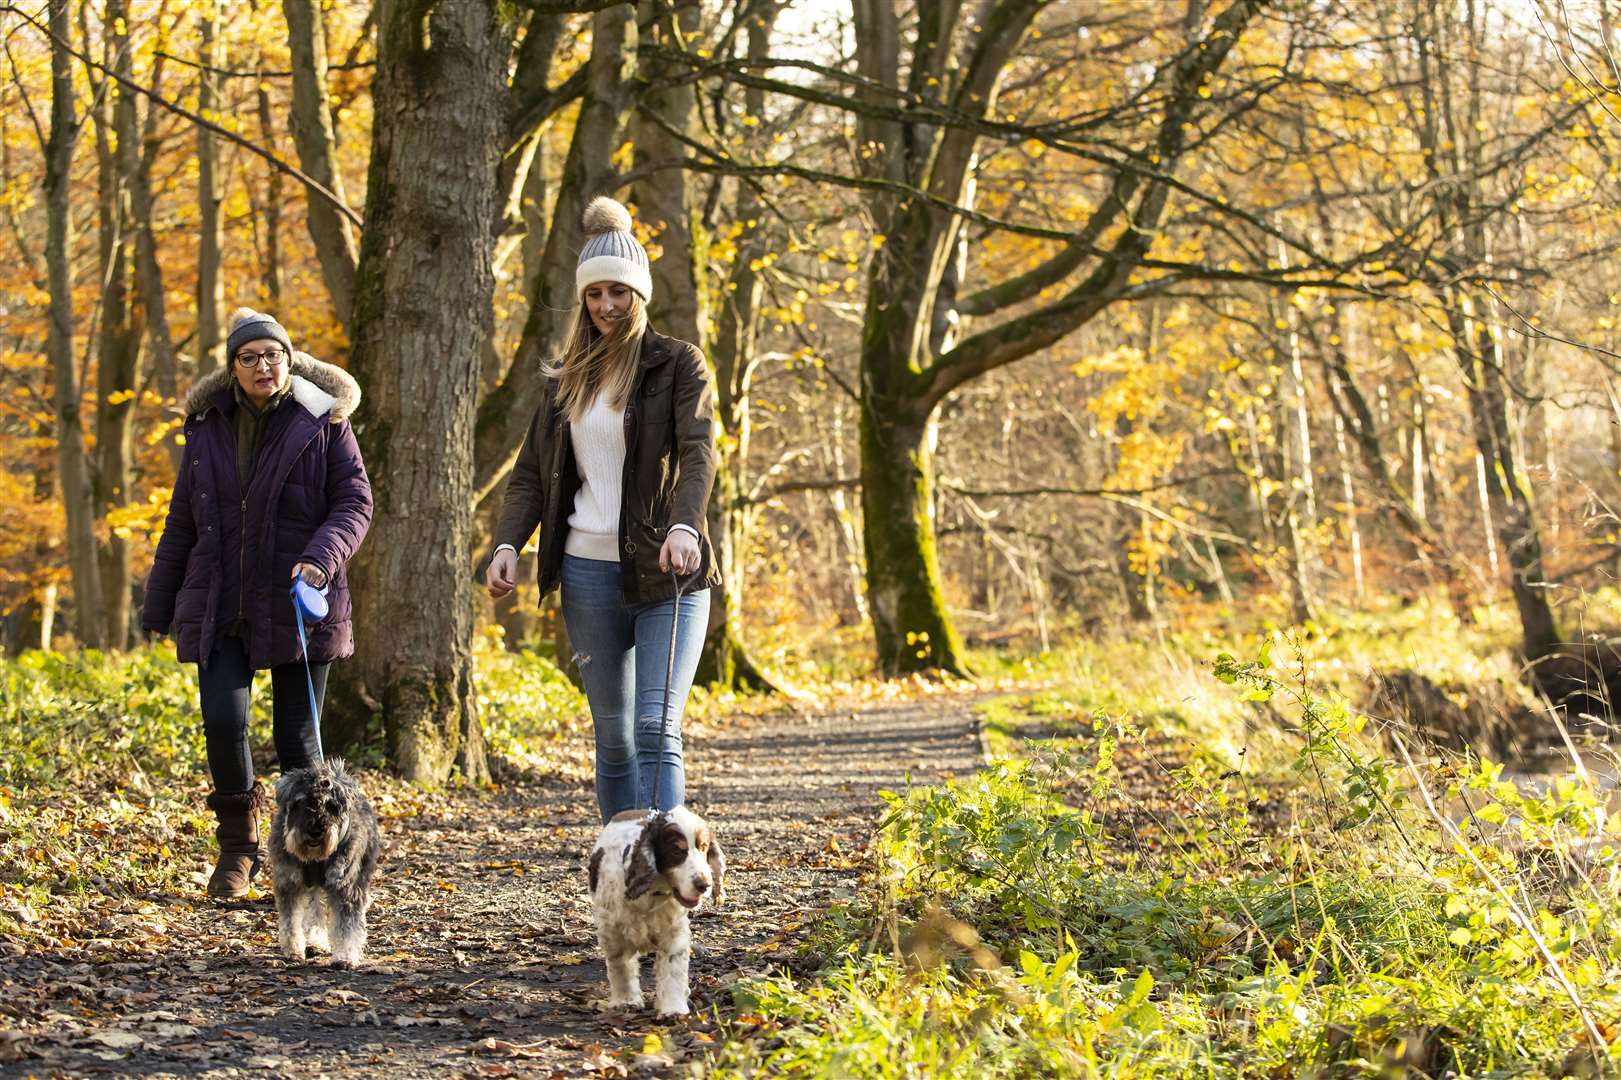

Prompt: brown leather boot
[205,782,268,899]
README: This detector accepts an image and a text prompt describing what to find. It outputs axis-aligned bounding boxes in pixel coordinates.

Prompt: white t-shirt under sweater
[564,392,627,562]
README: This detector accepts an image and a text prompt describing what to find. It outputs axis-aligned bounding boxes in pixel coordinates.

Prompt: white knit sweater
[493,390,698,563]
[563,392,628,562]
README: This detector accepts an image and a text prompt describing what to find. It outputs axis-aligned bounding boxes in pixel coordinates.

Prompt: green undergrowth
[0,639,587,948]
[0,638,588,792]
[704,610,1621,1078]
[474,638,589,771]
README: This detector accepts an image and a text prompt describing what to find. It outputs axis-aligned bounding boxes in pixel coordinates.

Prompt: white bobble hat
[575,196,652,303]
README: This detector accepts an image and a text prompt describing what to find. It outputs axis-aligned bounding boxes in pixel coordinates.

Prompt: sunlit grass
[704,588,1621,1078]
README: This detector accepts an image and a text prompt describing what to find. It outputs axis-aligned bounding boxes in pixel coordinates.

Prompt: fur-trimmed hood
[184,352,362,424]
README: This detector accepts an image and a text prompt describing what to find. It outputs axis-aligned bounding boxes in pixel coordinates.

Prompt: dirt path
[2,699,984,1078]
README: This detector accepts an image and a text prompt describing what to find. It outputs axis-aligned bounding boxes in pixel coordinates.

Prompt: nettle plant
[879,755,1104,948]
[1214,640,1621,1060]
[1214,640,1403,830]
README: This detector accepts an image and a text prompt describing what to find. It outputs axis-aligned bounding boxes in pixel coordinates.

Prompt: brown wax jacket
[487,329,722,604]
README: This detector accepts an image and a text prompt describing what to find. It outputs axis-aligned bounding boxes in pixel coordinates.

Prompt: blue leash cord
[649,568,688,815]
[291,580,326,761]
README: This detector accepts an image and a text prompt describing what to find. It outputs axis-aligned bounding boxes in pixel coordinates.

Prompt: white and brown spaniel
[587,805,726,1017]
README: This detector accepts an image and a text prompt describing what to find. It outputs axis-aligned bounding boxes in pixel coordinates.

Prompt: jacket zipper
[238,495,247,625]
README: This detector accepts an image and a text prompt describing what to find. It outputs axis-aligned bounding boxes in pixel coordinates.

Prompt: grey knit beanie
[224,307,294,363]
[576,197,652,303]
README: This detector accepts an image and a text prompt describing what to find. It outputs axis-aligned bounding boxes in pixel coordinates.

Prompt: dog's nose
[695,877,710,893]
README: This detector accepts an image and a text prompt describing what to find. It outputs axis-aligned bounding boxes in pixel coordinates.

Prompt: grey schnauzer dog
[269,759,380,968]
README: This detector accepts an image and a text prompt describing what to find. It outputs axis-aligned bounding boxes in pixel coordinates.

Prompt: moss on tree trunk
[860,403,970,678]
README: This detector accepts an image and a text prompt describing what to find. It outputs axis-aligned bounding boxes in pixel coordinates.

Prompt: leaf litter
[0,697,983,1075]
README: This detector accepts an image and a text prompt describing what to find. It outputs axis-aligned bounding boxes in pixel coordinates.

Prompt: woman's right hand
[486,547,517,598]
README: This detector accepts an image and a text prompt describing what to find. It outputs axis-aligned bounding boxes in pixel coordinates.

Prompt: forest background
[10,0,1621,1074]
[7,0,1621,780]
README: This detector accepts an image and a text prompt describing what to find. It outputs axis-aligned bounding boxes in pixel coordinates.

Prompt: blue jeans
[560,554,710,823]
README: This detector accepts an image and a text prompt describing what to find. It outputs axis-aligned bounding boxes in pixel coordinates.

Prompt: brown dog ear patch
[588,848,604,894]
[624,821,659,899]
[706,829,727,908]
[653,818,689,871]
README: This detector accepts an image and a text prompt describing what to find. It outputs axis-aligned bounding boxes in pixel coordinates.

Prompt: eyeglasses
[234,348,287,368]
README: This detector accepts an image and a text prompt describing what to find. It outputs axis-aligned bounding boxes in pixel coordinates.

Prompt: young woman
[485,196,720,823]
[142,308,373,899]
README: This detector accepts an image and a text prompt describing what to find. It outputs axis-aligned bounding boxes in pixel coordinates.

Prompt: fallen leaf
[244,1054,292,1069]
[581,1042,628,1076]
[474,1037,550,1058]
[149,1022,200,1038]
[87,1030,145,1050]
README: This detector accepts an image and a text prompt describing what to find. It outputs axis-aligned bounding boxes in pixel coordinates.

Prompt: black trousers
[198,634,327,794]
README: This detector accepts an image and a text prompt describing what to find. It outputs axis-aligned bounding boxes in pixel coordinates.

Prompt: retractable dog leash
[649,567,689,814]
[290,576,329,760]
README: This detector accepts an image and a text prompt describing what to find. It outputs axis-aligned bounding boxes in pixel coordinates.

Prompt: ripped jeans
[559,554,711,823]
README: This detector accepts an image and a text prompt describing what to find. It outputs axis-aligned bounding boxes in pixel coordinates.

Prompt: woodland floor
[0,698,985,1079]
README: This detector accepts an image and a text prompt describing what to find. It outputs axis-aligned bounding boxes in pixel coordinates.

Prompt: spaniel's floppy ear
[705,828,727,909]
[624,817,659,900]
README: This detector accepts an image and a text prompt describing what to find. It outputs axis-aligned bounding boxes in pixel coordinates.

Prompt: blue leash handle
[291,581,326,761]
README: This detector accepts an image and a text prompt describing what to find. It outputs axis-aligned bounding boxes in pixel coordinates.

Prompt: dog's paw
[654,1002,690,1020]
[305,925,330,953]
[597,995,642,1012]
[329,956,360,971]
[280,943,308,963]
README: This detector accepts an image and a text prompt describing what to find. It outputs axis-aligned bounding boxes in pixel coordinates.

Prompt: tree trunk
[845,0,1260,676]
[859,387,969,676]
[284,0,358,332]
[1410,0,1557,656]
[679,0,781,692]
[119,23,179,445]
[472,3,635,501]
[828,399,868,625]
[342,0,512,784]
[1112,515,1152,622]
[1273,291,1315,621]
[92,2,142,651]
[1332,409,1365,603]
[44,0,104,649]
[198,1,226,366]
[632,0,704,347]
[255,82,284,308]
[1456,298,1560,658]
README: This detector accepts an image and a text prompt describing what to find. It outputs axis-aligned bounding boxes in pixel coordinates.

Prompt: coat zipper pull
[239,497,248,622]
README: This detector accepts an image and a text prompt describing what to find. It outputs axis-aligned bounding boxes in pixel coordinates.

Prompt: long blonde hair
[546,294,648,422]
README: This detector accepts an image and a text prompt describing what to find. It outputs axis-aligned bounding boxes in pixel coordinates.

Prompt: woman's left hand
[659,529,701,576]
[291,562,328,588]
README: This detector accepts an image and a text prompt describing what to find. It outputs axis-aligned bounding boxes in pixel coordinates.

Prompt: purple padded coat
[141,354,373,670]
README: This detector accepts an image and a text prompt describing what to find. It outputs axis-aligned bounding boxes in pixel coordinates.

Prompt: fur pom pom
[581,196,633,236]
[226,306,262,331]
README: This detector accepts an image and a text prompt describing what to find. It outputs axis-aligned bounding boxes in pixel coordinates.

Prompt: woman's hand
[486,547,517,598]
[290,562,328,588]
[659,529,701,576]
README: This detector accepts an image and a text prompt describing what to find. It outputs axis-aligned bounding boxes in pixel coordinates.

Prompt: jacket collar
[185,352,362,423]
[639,330,674,370]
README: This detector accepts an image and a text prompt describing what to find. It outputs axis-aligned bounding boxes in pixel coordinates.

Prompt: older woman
[142,308,372,899]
